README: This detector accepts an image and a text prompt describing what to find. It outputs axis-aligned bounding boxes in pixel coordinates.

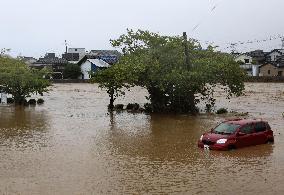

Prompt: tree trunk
[109,88,115,111]
[13,94,26,105]
[188,92,197,114]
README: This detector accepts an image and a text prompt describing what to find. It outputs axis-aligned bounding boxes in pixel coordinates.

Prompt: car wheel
[267,138,274,144]
[228,145,236,151]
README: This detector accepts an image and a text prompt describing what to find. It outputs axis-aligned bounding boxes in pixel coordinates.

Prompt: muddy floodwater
[0,83,284,194]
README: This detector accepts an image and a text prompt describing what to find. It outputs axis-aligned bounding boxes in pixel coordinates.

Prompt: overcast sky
[1,0,284,58]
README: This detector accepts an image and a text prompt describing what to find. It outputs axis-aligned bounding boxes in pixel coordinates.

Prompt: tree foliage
[63,63,82,79]
[94,29,246,113]
[0,57,50,104]
[90,65,133,110]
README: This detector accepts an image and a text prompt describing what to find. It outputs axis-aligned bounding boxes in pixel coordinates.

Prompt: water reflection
[108,112,213,161]
[0,106,49,148]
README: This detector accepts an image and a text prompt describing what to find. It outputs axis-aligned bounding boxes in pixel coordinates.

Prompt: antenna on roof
[65,40,68,54]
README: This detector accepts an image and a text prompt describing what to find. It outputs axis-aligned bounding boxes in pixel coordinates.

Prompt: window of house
[240,125,254,134]
[75,49,78,51]
[244,59,250,64]
[268,70,271,75]
[278,71,283,76]
[255,122,266,132]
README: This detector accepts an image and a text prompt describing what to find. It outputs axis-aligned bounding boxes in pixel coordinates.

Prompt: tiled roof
[88,59,110,68]
[35,58,68,65]
[78,50,120,65]
[89,50,121,56]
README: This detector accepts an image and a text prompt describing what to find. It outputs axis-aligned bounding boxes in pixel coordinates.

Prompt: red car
[198,119,274,150]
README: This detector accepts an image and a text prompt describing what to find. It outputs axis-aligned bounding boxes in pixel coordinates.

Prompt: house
[234,54,253,64]
[31,53,68,79]
[89,50,120,64]
[234,54,260,76]
[259,63,284,76]
[62,48,86,63]
[77,56,111,79]
[265,49,284,62]
[246,50,266,64]
[18,56,37,66]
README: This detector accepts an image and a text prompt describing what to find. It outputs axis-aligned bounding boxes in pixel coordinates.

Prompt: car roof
[224,119,266,126]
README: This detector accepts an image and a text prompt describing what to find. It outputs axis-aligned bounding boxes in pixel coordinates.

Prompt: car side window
[255,122,267,132]
[240,125,254,134]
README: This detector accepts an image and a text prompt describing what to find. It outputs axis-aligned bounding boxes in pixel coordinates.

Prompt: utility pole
[281,37,284,49]
[183,32,191,70]
[183,32,197,113]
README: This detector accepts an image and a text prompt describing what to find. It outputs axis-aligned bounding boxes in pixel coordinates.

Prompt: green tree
[90,64,134,111]
[0,57,50,104]
[63,63,82,79]
[95,29,246,113]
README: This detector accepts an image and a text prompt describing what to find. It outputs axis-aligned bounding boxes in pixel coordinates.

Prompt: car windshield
[213,123,240,134]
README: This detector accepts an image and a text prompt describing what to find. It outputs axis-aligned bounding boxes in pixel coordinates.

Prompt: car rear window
[255,122,267,132]
[213,123,240,134]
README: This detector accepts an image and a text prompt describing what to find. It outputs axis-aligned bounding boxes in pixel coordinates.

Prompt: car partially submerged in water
[198,119,274,150]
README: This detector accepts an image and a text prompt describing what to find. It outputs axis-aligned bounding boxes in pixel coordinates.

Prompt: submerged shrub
[28,99,37,105]
[216,108,228,114]
[115,104,124,110]
[37,98,45,104]
[126,103,140,110]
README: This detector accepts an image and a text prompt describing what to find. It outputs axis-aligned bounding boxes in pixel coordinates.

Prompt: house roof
[234,53,252,59]
[88,59,110,68]
[34,58,68,65]
[259,62,284,68]
[78,51,120,65]
[89,50,121,56]
[266,49,283,56]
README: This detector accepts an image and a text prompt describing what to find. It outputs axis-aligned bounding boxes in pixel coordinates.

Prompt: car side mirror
[238,132,246,136]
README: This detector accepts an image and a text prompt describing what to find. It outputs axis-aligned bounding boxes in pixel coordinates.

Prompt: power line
[193,34,284,52]
[192,0,224,32]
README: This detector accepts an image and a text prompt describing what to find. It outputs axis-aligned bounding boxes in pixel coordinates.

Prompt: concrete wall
[246,76,284,82]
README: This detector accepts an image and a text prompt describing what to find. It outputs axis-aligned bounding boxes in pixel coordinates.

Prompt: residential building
[62,48,86,63]
[234,54,259,76]
[77,55,110,79]
[265,49,283,62]
[259,63,284,76]
[89,50,120,64]
[18,56,37,66]
[234,54,253,64]
[31,53,68,79]
[246,50,266,64]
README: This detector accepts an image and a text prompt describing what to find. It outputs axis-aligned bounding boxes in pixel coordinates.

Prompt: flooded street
[0,83,284,194]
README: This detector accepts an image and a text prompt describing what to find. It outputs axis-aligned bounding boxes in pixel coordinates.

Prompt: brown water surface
[0,83,284,194]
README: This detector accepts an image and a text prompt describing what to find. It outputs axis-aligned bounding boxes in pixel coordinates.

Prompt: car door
[236,124,255,148]
[253,122,268,145]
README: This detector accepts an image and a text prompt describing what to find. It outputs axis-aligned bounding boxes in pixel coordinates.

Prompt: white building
[234,54,253,64]
[234,54,260,76]
[77,57,111,79]
[68,48,86,60]
[266,49,283,62]
[62,48,86,64]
